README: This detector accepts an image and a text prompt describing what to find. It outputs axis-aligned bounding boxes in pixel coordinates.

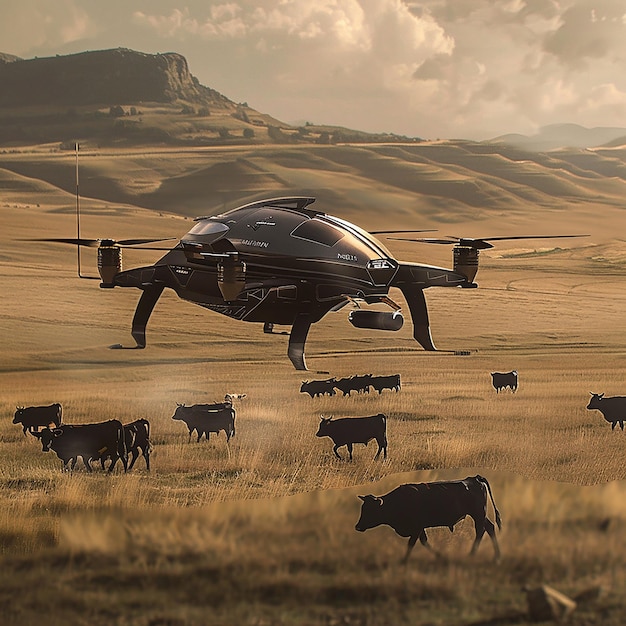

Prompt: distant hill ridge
[0,48,234,108]
[493,123,626,151]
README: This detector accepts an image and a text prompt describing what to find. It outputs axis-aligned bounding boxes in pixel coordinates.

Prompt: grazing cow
[316,414,387,460]
[587,393,626,431]
[370,374,401,394]
[100,419,152,471]
[491,371,518,393]
[13,403,62,435]
[333,375,373,396]
[355,475,502,563]
[300,378,336,398]
[171,402,236,442]
[333,377,358,397]
[33,420,127,472]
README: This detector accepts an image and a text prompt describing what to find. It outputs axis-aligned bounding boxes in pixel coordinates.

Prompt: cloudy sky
[2,0,626,139]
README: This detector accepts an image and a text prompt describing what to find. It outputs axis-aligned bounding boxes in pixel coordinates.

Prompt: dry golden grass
[1,144,626,624]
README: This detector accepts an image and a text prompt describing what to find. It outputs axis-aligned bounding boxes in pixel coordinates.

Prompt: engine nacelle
[98,242,122,288]
[218,257,246,301]
[348,310,404,331]
[453,246,479,283]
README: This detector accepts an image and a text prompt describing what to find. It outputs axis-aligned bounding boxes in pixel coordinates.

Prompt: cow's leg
[143,449,150,471]
[612,421,617,430]
[107,455,119,473]
[620,421,624,431]
[470,516,500,561]
[288,313,312,371]
[127,450,139,471]
[483,517,501,561]
[374,438,386,460]
[332,444,342,460]
[131,286,164,348]
[402,535,419,564]
[347,442,354,460]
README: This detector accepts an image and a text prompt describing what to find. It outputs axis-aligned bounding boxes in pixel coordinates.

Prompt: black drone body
[38,196,587,370]
[111,196,468,369]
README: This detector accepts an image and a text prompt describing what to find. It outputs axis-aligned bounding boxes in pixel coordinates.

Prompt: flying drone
[35,195,587,370]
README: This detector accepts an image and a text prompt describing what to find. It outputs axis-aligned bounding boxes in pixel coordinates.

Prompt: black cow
[316,414,387,460]
[33,420,127,472]
[370,374,401,394]
[333,375,372,396]
[491,371,518,393]
[587,393,626,431]
[99,419,152,471]
[13,403,62,435]
[300,379,336,398]
[355,475,502,563]
[172,402,236,442]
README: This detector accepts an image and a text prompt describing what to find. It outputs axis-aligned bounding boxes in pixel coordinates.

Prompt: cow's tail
[477,475,502,530]
[144,419,154,454]
[116,421,128,471]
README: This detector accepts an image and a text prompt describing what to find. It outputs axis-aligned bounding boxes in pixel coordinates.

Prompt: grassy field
[1,144,626,624]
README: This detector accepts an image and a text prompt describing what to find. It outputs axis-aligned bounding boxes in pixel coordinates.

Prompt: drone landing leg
[288,314,312,370]
[130,286,164,348]
[399,286,436,351]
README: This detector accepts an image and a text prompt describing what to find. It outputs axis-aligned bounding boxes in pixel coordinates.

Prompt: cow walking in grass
[172,402,236,442]
[370,374,401,394]
[587,393,626,431]
[13,403,62,435]
[491,371,518,393]
[99,419,152,471]
[316,414,387,460]
[300,379,336,398]
[33,420,127,472]
[355,475,502,564]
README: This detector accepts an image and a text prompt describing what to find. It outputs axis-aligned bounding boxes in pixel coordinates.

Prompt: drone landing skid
[109,286,164,349]
[399,286,436,351]
[288,314,312,371]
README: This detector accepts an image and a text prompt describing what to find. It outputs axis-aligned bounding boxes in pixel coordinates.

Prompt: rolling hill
[0,48,415,147]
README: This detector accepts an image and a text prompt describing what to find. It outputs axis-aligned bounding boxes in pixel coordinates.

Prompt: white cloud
[4,0,626,138]
[0,0,95,56]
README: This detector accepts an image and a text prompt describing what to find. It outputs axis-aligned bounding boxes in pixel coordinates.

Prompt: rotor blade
[25,237,101,247]
[387,234,589,247]
[369,229,437,235]
[117,245,176,250]
[470,234,590,243]
[386,237,458,244]
[116,237,177,246]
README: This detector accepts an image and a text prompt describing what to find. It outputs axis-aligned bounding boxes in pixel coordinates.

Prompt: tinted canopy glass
[290,219,344,247]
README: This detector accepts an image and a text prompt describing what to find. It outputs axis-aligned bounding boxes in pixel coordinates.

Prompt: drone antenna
[75,141,83,278]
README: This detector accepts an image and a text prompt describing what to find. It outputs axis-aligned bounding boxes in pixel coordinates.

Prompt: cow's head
[13,407,25,423]
[315,415,333,437]
[172,404,188,420]
[32,427,62,452]
[355,494,384,532]
[587,392,604,410]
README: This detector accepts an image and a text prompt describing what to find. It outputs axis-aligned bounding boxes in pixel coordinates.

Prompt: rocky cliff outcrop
[0,48,233,107]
